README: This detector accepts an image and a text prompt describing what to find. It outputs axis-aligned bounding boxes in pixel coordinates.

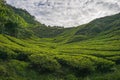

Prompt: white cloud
[6,0,120,27]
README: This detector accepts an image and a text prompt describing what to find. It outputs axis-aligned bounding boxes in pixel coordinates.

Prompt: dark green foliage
[0,0,65,38]
[16,52,29,61]
[4,20,20,37]
[56,55,95,76]
[0,1,35,38]
[65,74,78,80]
[32,25,65,38]
[0,50,8,60]
[85,56,115,72]
[95,59,115,72]
[11,7,38,25]
[75,13,120,40]
[0,47,16,60]
[29,54,61,73]
[0,65,7,76]
[89,65,120,80]
[107,56,120,64]
[67,35,88,43]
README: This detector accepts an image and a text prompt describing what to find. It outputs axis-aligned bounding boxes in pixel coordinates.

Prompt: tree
[4,20,21,37]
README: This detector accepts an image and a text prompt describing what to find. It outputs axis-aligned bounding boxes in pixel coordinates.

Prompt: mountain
[0,0,120,80]
[0,0,65,38]
[67,13,120,43]
[0,0,35,38]
[51,13,120,43]
[5,0,120,27]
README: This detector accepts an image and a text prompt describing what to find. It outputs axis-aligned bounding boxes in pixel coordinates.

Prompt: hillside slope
[0,0,66,38]
[56,13,120,43]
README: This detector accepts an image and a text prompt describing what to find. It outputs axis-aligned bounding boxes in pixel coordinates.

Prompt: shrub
[0,65,7,76]
[16,52,29,61]
[7,60,28,77]
[29,54,61,73]
[56,55,95,76]
[67,35,88,43]
[0,50,8,60]
[95,59,115,72]
[86,55,115,72]
[107,56,120,64]
[65,74,78,80]
[0,47,16,60]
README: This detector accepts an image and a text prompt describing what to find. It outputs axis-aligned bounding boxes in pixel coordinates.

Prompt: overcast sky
[6,0,120,27]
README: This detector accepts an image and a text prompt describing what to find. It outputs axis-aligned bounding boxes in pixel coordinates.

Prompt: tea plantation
[0,0,120,80]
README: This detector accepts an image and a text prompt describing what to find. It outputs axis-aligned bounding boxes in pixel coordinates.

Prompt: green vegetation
[0,0,120,80]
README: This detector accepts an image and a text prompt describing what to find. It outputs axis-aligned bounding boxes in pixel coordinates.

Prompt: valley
[0,0,120,80]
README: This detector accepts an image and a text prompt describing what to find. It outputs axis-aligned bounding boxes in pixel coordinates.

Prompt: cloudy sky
[6,0,120,27]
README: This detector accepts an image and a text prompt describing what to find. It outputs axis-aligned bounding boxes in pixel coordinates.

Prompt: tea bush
[107,56,120,64]
[0,65,7,76]
[29,54,61,73]
[85,55,115,72]
[0,46,16,60]
[15,51,30,61]
[56,55,95,76]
